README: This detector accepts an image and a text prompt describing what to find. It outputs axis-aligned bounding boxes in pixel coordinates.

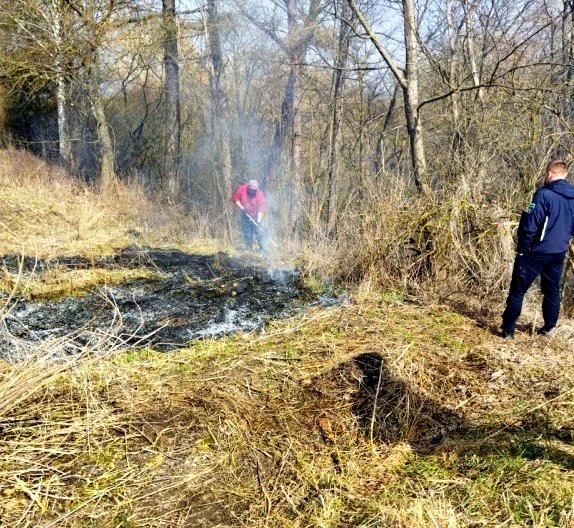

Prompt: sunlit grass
[0,267,163,301]
[0,148,217,258]
[1,298,573,527]
[0,149,573,526]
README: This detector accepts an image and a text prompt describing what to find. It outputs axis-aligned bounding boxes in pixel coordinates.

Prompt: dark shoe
[500,330,514,339]
[536,326,556,336]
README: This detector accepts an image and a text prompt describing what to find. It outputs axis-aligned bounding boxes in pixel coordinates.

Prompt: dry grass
[0,149,221,258]
[0,298,573,527]
[0,266,162,301]
[0,150,573,526]
[300,178,519,302]
[0,266,164,301]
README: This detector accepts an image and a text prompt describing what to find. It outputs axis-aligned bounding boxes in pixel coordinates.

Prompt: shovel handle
[245,213,279,249]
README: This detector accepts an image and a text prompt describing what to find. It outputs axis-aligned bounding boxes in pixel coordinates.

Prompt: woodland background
[2,4,574,526]
[1,0,573,297]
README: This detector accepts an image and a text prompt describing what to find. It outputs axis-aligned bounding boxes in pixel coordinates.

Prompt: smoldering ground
[0,246,325,361]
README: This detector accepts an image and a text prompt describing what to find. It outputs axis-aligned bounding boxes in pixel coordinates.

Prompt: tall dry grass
[0,148,215,258]
[302,178,517,298]
[295,171,574,329]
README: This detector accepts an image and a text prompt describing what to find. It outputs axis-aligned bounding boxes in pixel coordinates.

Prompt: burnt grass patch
[0,246,316,359]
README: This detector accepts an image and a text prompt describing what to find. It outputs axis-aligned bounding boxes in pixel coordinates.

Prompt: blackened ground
[0,247,316,360]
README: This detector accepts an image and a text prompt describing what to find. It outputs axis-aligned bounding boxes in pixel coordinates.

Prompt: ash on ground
[0,247,327,361]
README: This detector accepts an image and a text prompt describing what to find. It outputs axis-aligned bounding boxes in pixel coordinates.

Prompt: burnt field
[0,247,324,360]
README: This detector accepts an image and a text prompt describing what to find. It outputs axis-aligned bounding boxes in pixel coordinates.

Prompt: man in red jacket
[232,179,266,251]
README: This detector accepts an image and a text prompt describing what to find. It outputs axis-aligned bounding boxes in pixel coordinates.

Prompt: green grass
[301,272,333,295]
[432,331,469,352]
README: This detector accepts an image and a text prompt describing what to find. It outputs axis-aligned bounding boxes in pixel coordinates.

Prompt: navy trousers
[501,252,566,334]
[239,213,265,250]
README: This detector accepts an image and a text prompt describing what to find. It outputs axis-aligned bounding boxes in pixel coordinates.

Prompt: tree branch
[239,10,288,52]
[347,0,407,89]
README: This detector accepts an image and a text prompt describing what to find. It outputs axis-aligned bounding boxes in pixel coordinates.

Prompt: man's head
[248,179,259,191]
[545,160,569,183]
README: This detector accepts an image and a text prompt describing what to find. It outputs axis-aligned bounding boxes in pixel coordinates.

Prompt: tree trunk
[324,0,351,232]
[462,0,483,102]
[348,0,430,195]
[263,0,304,230]
[267,51,304,226]
[403,0,429,194]
[51,0,72,167]
[88,61,115,188]
[207,0,233,237]
[563,1,574,118]
[56,76,72,167]
[374,84,399,177]
[287,0,312,231]
[446,0,466,186]
[446,0,461,131]
[266,69,294,190]
[290,54,303,223]
[162,0,181,198]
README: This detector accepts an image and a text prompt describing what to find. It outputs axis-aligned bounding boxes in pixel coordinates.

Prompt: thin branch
[487,20,553,84]
[347,0,407,89]
[239,10,288,52]
[61,0,83,19]
[419,75,558,110]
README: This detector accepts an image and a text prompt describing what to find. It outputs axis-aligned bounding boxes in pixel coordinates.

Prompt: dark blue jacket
[517,179,574,254]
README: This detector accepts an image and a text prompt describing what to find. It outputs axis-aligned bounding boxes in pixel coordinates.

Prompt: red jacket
[232,183,266,218]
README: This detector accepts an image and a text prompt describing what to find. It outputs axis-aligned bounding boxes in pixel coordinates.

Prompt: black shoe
[536,326,555,336]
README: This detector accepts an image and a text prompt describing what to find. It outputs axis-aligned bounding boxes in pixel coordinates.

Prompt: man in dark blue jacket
[501,160,574,338]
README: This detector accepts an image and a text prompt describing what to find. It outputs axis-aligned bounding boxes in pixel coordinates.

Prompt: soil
[0,247,318,360]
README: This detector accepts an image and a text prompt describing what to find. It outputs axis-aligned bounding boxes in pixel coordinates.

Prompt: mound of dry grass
[0,149,219,258]
[1,296,573,527]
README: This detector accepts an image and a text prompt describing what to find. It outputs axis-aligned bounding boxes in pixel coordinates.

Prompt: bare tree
[241,0,322,222]
[76,0,121,188]
[348,0,431,195]
[206,0,233,234]
[162,0,182,197]
[374,83,400,178]
[0,0,75,165]
[323,0,353,231]
[0,0,146,186]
